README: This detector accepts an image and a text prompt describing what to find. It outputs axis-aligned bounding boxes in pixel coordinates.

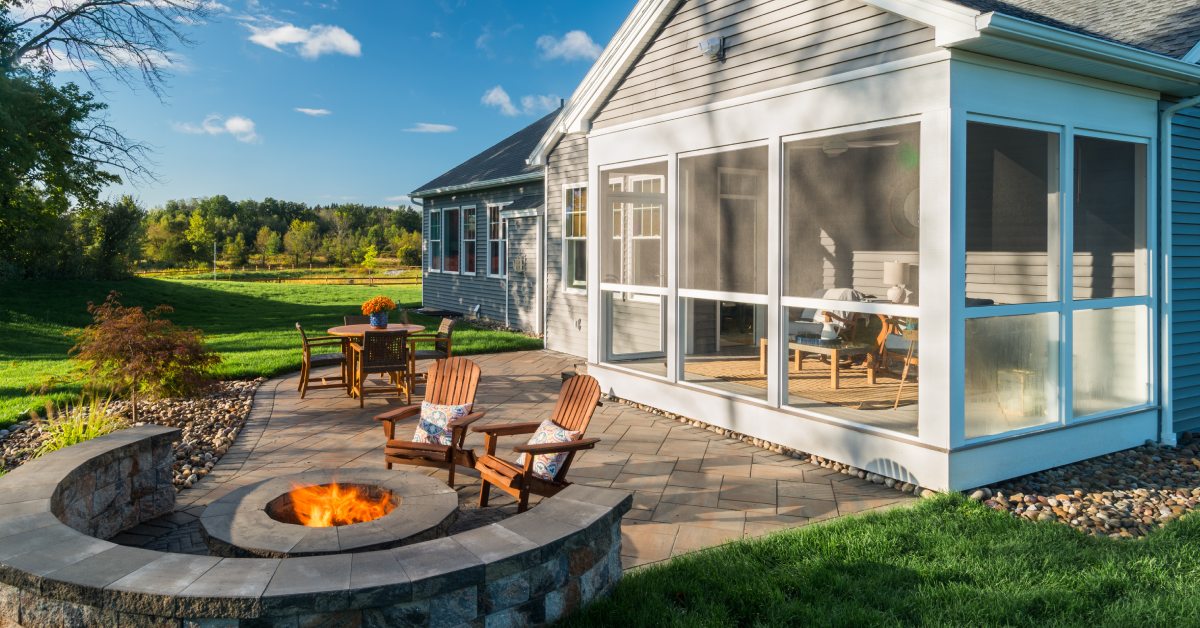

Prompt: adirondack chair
[472,374,602,512]
[374,357,486,487]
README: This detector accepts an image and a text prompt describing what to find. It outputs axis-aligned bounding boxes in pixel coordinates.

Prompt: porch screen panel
[784,123,921,304]
[1072,306,1149,416]
[444,208,460,273]
[965,123,1060,306]
[600,162,667,287]
[680,146,768,294]
[603,291,667,377]
[964,313,1059,439]
[1073,137,1148,299]
[681,298,768,401]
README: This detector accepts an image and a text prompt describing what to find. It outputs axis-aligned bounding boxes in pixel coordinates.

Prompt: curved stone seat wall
[0,426,631,627]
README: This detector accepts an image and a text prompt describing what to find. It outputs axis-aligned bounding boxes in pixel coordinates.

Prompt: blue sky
[68,0,634,209]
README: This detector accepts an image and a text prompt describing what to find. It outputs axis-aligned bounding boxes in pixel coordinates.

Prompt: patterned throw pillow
[515,420,582,481]
[413,402,472,446]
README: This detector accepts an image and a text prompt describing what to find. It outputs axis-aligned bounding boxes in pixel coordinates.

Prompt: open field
[0,278,541,427]
[566,495,1200,627]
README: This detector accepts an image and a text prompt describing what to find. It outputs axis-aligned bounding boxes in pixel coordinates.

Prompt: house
[426,0,1200,491]
[411,108,560,332]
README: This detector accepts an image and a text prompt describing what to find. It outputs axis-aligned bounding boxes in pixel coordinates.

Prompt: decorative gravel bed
[0,379,261,489]
[975,433,1200,538]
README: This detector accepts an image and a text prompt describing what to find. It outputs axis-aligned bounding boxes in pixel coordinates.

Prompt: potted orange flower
[361,296,396,329]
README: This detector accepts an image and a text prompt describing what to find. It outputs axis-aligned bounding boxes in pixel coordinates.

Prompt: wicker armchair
[348,330,413,407]
[295,323,347,398]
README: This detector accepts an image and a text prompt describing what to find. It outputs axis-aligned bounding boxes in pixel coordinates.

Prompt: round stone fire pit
[200,469,458,558]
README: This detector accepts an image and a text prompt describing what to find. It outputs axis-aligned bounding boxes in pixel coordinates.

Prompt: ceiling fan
[795,138,901,156]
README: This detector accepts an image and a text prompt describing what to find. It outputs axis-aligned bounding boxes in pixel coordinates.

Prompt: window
[965,123,1060,306]
[680,146,768,295]
[488,205,506,277]
[1073,136,1148,299]
[564,185,588,290]
[603,291,667,377]
[428,208,441,272]
[463,207,477,274]
[600,162,667,287]
[964,313,1060,439]
[443,207,461,273]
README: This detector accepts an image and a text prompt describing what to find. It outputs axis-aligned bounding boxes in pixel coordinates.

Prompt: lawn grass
[565,496,1200,627]
[0,277,541,427]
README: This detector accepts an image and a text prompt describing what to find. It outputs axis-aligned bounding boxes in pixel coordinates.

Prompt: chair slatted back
[434,318,456,353]
[549,374,601,433]
[344,314,370,325]
[361,330,409,372]
[295,323,312,352]
[425,357,481,407]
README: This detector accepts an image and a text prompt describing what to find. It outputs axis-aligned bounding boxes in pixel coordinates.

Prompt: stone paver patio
[118,350,914,568]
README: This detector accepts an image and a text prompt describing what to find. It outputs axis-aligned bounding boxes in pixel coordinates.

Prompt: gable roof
[529,0,1200,167]
[948,0,1200,60]
[412,107,561,198]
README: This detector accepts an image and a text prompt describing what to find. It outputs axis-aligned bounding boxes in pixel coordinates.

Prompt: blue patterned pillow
[515,420,582,481]
[413,401,471,446]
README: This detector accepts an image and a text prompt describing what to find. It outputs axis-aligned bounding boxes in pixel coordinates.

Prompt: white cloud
[295,107,332,116]
[536,30,601,61]
[520,94,560,116]
[430,31,444,39]
[23,45,182,73]
[173,114,260,143]
[482,85,519,116]
[246,21,361,59]
[404,123,457,133]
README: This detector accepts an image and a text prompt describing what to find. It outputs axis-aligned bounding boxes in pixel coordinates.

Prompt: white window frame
[427,207,442,273]
[487,203,509,278]
[442,206,462,275]
[563,183,588,294]
[599,163,668,293]
[462,205,477,276]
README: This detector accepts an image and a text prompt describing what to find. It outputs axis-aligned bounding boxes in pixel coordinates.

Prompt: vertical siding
[592,0,937,129]
[421,183,542,329]
[1172,107,1200,433]
[544,134,590,357]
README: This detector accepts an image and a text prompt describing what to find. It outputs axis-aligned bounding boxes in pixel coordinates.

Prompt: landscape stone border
[200,469,459,558]
[0,427,631,626]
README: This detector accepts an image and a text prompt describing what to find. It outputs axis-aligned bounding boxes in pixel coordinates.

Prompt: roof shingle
[411,108,560,197]
[950,0,1200,59]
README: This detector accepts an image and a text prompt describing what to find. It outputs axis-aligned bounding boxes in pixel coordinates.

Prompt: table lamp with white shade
[883,261,911,304]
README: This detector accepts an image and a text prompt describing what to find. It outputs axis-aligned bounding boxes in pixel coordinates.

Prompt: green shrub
[33,395,125,457]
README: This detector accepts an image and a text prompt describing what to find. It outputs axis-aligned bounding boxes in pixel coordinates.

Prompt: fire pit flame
[288,482,395,527]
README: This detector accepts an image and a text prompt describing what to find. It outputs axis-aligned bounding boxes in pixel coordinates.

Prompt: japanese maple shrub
[70,291,219,421]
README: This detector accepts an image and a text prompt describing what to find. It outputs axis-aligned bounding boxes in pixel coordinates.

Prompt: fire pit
[200,469,458,558]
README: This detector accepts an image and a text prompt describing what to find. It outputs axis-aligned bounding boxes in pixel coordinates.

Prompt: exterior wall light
[698,36,724,61]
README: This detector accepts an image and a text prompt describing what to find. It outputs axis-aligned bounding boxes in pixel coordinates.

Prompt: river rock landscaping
[0,379,260,489]
[978,433,1200,538]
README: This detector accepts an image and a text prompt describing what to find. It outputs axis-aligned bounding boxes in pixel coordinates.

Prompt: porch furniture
[375,357,486,487]
[343,315,370,325]
[409,318,457,382]
[893,329,919,409]
[348,330,413,407]
[294,323,348,398]
[758,337,875,389]
[326,323,425,337]
[472,374,602,512]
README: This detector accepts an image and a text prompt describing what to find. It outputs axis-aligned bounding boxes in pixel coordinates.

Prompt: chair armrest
[512,438,601,455]
[306,336,344,345]
[471,421,543,436]
[447,410,487,430]
[374,405,421,422]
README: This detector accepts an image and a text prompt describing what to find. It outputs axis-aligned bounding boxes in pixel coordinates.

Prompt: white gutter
[411,171,543,200]
[1158,94,1200,445]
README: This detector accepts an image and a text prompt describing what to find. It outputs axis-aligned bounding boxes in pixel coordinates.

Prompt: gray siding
[1173,106,1200,433]
[422,182,542,329]
[592,0,938,129]
[506,215,540,331]
[544,134,590,357]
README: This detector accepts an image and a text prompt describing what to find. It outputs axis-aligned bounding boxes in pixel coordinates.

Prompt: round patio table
[325,323,425,337]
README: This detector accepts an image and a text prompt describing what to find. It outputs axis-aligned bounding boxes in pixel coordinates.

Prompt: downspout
[1158,94,1200,445]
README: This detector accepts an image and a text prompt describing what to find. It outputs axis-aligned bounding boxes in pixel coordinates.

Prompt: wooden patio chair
[344,314,370,325]
[348,330,413,407]
[295,323,348,398]
[375,357,486,487]
[472,374,602,512]
[409,318,457,383]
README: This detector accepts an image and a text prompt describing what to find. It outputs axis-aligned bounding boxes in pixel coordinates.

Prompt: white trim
[485,202,511,279]
[461,204,477,276]
[1184,40,1200,65]
[500,207,540,219]
[678,289,769,306]
[562,182,589,295]
[599,283,668,296]
[427,206,442,274]
[780,297,920,318]
[863,0,981,46]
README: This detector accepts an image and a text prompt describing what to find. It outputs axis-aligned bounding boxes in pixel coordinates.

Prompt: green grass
[565,496,1200,627]
[0,277,541,427]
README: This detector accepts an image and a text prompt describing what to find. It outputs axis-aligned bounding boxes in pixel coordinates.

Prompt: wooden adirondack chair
[472,374,602,512]
[374,357,486,487]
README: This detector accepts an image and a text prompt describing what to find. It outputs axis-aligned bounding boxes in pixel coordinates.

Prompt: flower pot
[368,312,389,329]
